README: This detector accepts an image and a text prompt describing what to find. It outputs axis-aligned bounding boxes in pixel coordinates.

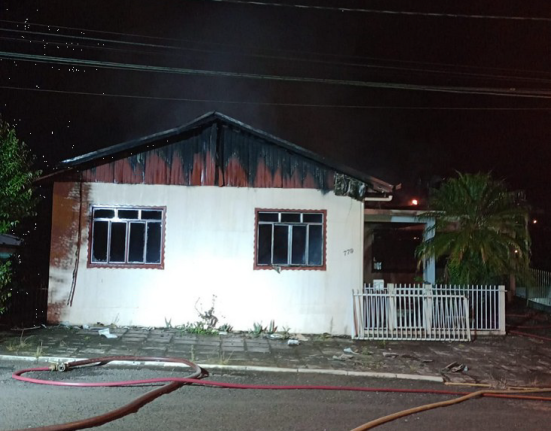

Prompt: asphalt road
[0,360,549,431]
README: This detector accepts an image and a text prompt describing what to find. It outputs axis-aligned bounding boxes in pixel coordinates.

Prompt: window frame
[87,205,166,269]
[254,208,327,271]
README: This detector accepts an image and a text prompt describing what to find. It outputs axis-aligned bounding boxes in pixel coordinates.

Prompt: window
[255,210,326,270]
[90,207,165,268]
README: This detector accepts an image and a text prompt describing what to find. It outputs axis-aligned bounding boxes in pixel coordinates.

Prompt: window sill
[87,263,164,270]
[254,264,326,272]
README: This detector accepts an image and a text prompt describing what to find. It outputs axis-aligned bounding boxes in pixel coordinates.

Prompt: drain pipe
[364,195,393,202]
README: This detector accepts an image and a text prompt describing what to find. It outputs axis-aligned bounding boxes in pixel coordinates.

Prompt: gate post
[498,285,506,335]
[387,283,396,331]
[423,283,434,336]
[423,219,436,284]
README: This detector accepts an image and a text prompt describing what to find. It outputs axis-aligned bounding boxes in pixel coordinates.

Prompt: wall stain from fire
[48,182,91,322]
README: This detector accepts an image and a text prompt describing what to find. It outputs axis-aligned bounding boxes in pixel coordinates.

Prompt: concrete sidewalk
[1,324,551,387]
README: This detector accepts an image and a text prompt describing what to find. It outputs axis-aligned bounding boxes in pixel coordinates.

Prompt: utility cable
[204,0,551,22]
[0,35,171,59]
[0,19,225,47]
[0,27,196,53]
[2,19,550,77]
[2,85,551,110]
[0,19,551,75]
[2,51,551,99]
[0,28,551,84]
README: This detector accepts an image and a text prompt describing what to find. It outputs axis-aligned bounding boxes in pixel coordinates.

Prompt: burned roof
[52,111,393,194]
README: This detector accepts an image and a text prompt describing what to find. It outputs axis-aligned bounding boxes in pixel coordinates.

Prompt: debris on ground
[287,339,300,346]
[401,354,434,363]
[98,328,118,339]
[332,353,355,361]
[379,351,433,362]
[442,361,468,373]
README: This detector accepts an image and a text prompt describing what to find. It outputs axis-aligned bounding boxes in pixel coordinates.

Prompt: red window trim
[87,205,166,270]
[253,208,327,271]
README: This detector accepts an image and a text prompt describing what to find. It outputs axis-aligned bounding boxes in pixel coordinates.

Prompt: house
[45,112,394,334]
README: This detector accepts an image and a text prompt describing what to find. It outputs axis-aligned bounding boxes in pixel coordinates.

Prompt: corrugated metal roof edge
[41,111,394,193]
[0,234,22,246]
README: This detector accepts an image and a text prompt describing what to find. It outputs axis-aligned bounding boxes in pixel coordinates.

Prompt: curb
[0,354,444,383]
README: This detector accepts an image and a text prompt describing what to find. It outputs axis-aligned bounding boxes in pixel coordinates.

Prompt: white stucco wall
[48,183,363,335]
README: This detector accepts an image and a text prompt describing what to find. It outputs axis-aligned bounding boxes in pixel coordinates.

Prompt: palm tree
[416,173,531,295]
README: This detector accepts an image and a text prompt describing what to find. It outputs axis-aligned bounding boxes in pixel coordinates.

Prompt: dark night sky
[1,0,551,264]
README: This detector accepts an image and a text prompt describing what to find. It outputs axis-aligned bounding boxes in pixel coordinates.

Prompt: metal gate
[352,283,472,341]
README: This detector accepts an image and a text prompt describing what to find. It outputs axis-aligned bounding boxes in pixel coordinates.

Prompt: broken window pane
[110,222,127,262]
[119,210,139,219]
[146,223,161,263]
[128,223,145,262]
[92,221,108,262]
[308,225,323,266]
[257,224,272,265]
[273,225,289,264]
[291,225,306,265]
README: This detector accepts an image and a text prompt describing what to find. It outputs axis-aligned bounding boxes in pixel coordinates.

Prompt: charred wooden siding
[78,123,335,191]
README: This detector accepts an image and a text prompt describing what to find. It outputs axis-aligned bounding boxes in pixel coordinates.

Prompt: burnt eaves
[47,111,394,194]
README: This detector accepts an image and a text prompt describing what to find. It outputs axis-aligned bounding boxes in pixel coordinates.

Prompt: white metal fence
[518,269,551,309]
[352,283,506,341]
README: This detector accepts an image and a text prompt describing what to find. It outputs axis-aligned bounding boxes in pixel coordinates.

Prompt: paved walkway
[1,322,551,387]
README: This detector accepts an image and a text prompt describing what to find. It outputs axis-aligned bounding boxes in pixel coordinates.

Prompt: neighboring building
[0,234,21,260]
[44,112,394,334]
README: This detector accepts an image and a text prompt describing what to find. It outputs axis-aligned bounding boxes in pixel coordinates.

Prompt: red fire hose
[10,356,204,431]
[9,356,551,431]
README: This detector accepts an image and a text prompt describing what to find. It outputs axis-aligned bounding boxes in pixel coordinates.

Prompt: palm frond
[415,172,531,284]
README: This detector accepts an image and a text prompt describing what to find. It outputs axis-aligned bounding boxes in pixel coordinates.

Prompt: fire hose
[9,356,551,431]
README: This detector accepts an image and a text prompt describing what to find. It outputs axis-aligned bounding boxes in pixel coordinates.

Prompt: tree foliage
[0,119,40,314]
[416,172,531,285]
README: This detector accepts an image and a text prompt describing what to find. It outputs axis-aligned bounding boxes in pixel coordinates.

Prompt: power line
[0,35,198,62]
[0,27,199,53]
[3,85,551,110]
[0,19,220,47]
[3,32,551,86]
[2,51,551,99]
[205,0,551,22]
[2,19,551,78]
